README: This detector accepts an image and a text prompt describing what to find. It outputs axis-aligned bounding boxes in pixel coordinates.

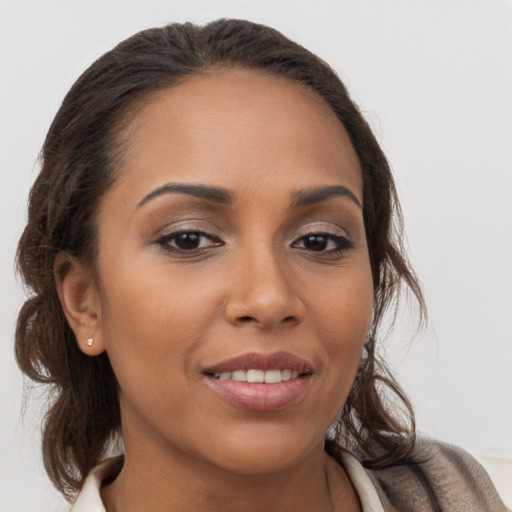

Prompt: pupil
[305,235,327,251]
[175,232,200,250]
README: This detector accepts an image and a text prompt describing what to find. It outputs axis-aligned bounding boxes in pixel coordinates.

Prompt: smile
[213,369,300,383]
[204,352,313,411]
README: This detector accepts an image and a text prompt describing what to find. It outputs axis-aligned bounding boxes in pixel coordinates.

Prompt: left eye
[156,231,222,252]
[292,233,353,254]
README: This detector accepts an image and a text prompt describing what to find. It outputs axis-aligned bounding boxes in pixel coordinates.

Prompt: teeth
[264,369,282,383]
[246,369,264,383]
[213,369,301,382]
[281,369,292,381]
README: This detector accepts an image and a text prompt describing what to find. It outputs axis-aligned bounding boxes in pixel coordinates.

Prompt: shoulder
[364,437,507,512]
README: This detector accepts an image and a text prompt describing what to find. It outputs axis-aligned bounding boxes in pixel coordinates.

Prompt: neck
[101,434,359,512]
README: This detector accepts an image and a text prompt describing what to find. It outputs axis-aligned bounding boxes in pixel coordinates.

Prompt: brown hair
[16,19,425,500]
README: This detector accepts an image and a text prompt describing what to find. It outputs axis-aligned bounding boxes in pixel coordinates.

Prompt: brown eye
[156,230,223,253]
[292,233,354,255]
[174,232,202,250]
[303,235,329,251]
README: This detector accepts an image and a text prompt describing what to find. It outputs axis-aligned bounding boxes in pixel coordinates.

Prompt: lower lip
[204,375,311,411]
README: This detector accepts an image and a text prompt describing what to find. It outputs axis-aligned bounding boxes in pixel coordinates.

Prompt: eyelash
[155,229,223,254]
[291,232,354,256]
[155,230,354,257]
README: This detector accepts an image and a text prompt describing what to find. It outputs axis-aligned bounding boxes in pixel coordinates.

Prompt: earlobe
[53,252,106,356]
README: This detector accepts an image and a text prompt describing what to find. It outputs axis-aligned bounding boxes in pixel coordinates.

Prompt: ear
[54,252,106,356]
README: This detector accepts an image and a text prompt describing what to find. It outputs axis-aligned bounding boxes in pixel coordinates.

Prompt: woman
[15,19,505,511]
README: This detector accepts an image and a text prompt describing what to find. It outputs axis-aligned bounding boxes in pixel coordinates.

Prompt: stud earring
[87,337,94,347]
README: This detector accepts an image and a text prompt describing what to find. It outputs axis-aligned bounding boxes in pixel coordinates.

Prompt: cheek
[95,259,221,398]
[311,258,373,343]
[306,259,374,400]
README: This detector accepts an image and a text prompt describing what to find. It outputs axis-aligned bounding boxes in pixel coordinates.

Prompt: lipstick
[203,352,313,411]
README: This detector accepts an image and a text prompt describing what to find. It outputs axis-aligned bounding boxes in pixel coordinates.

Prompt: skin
[56,69,374,512]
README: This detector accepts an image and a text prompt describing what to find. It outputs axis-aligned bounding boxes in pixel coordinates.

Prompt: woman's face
[92,69,374,474]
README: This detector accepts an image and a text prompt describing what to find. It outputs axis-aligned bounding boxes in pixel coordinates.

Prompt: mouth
[203,352,313,411]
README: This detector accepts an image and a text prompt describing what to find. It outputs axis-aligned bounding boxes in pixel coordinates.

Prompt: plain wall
[1,1,511,510]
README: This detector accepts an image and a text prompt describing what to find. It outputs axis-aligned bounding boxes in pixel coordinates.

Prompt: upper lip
[203,351,314,375]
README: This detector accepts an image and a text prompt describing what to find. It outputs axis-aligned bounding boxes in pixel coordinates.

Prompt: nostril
[237,315,297,325]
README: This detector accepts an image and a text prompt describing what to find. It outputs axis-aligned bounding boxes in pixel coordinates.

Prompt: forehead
[113,68,362,202]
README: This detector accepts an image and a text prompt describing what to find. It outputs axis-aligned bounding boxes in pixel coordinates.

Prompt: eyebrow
[137,183,234,207]
[291,185,362,209]
[137,182,362,210]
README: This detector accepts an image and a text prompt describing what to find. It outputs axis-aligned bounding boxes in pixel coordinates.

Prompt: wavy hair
[16,18,425,500]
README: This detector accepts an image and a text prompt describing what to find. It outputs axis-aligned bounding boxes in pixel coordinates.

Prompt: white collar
[341,451,385,512]
[70,457,117,512]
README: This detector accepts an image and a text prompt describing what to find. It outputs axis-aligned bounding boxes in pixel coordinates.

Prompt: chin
[199,424,325,476]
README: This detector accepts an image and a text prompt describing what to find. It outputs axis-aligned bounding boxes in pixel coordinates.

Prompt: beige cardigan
[363,439,507,511]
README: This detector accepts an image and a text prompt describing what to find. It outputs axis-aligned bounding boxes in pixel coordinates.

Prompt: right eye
[155,230,223,254]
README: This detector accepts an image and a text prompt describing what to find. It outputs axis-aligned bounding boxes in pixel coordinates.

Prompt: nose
[224,245,305,330]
